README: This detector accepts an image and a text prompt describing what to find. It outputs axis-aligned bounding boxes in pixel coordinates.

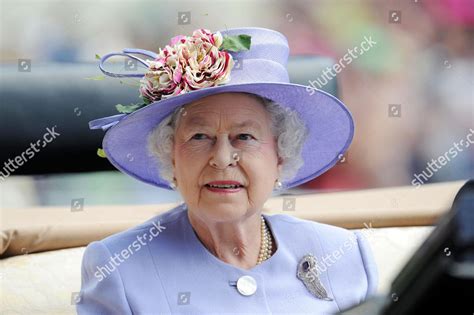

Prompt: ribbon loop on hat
[89,113,127,131]
[122,48,158,59]
[99,48,157,78]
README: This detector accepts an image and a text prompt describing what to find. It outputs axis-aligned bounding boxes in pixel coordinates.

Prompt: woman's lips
[204,185,244,194]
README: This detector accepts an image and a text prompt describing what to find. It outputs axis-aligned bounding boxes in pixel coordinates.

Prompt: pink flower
[139,29,234,103]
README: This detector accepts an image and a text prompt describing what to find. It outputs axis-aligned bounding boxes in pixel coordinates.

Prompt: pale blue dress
[77,203,378,314]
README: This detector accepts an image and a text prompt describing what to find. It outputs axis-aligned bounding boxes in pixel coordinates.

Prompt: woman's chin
[198,203,248,222]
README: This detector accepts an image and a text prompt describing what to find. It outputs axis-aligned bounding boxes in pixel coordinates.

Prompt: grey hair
[147,94,308,187]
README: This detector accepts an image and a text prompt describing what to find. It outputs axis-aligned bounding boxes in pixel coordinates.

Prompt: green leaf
[115,103,146,114]
[84,75,106,81]
[139,95,152,105]
[95,54,101,60]
[97,148,107,158]
[220,34,251,52]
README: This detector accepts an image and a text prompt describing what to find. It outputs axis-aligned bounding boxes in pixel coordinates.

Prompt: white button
[236,275,257,296]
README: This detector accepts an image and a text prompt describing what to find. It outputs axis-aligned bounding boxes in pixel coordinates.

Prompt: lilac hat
[89,27,354,190]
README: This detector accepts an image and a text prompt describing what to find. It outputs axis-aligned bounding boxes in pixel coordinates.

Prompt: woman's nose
[209,135,238,169]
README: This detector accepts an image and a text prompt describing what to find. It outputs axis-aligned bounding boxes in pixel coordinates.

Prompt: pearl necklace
[257,215,273,264]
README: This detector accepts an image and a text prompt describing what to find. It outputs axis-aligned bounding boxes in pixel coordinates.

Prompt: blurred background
[0,0,473,209]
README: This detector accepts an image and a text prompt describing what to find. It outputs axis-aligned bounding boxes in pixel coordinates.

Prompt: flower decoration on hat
[115,29,251,114]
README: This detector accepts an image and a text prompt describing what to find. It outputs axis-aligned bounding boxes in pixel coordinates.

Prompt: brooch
[297,254,333,301]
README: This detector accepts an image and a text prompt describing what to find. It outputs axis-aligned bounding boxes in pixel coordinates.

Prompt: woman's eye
[191,133,207,140]
[237,134,254,141]
[190,133,254,141]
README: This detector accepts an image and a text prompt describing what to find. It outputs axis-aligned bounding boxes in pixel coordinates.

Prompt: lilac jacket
[77,203,377,314]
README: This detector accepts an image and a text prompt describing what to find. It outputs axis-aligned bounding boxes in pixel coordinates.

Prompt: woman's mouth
[204,183,244,193]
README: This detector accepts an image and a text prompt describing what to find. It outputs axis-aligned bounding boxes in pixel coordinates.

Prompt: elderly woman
[79,27,377,314]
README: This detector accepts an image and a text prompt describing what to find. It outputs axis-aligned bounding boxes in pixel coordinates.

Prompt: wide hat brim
[101,82,354,190]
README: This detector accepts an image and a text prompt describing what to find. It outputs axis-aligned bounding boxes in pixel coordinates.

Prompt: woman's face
[172,92,282,222]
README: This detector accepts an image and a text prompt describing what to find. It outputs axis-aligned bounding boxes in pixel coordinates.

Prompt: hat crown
[220,27,289,66]
[219,27,290,84]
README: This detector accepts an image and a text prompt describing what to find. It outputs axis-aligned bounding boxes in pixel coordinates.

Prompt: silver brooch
[297,254,333,301]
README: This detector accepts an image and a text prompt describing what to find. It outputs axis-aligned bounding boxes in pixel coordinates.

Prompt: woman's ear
[171,156,177,184]
[277,156,283,176]
[171,143,176,167]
